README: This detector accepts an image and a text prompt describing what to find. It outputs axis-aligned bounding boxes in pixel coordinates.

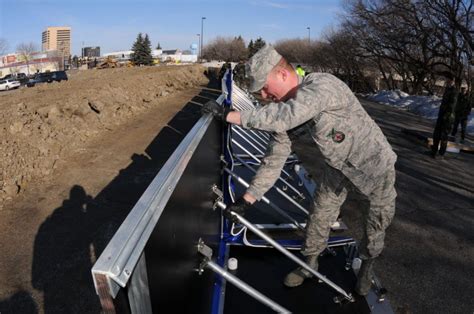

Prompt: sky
[0,0,343,56]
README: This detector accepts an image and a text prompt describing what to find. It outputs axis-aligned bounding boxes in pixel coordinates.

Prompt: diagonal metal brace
[216,201,354,303]
[197,238,291,313]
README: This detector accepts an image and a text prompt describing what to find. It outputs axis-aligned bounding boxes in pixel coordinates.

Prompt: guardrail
[92,94,225,313]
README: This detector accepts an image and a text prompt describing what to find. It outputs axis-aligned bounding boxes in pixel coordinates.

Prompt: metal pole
[231,135,294,180]
[127,253,152,314]
[196,34,200,61]
[232,127,266,156]
[233,125,267,150]
[201,17,206,61]
[231,89,272,141]
[307,27,311,44]
[224,168,305,231]
[217,202,354,302]
[231,139,305,199]
[205,259,291,313]
[234,155,309,215]
[232,85,271,140]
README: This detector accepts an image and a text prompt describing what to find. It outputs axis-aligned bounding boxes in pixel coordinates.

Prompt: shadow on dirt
[29,82,221,313]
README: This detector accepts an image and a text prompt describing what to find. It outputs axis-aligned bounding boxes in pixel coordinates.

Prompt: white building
[103,50,133,61]
[0,51,62,77]
[102,48,197,64]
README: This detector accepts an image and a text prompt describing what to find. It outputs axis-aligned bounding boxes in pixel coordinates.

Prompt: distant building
[159,49,197,63]
[103,50,134,61]
[82,46,100,58]
[102,48,197,64]
[162,49,180,55]
[152,49,163,58]
[42,26,71,59]
[0,51,63,77]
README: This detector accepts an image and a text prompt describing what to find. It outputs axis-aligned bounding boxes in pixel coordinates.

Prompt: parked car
[0,79,21,91]
[26,71,68,87]
[2,73,29,85]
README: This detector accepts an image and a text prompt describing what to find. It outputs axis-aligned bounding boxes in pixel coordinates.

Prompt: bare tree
[0,38,8,55]
[16,42,38,75]
[338,0,473,94]
[274,38,314,64]
[421,0,473,88]
[202,36,248,62]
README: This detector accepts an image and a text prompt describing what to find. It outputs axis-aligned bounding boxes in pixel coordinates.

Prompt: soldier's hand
[224,198,252,223]
[201,100,231,121]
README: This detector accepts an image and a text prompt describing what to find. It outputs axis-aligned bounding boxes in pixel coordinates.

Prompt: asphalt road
[294,98,474,314]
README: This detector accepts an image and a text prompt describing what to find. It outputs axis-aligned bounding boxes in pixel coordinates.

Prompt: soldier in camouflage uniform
[451,87,471,143]
[432,72,458,158]
[233,61,248,89]
[218,62,232,89]
[202,45,397,296]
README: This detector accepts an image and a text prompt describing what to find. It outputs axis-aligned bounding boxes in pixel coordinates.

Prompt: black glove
[224,198,252,223]
[201,100,232,121]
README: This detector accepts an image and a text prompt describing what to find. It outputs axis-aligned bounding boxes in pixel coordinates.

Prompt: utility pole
[196,33,200,62]
[200,17,206,61]
[307,27,311,44]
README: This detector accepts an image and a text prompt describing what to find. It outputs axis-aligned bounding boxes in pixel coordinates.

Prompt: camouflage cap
[246,44,282,92]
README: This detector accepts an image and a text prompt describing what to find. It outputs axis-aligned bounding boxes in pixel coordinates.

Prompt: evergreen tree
[142,34,153,65]
[253,37,266,55]
[156,42,162,49]
[131,33,153,66]
[247,40,254,58]
[131,33,143,65]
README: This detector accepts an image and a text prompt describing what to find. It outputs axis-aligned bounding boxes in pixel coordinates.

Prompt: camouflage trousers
[301,164,396,260]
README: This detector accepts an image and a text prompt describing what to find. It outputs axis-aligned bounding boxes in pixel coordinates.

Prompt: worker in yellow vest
[296,64,305,77]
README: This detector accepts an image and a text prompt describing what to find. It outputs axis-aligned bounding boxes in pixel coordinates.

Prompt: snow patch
[367,90,473,135]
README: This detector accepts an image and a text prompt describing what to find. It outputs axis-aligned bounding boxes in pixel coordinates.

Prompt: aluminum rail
[92,95,225,299]
[231,136,295,183]
[231,102,271,141]
[217,201,354,302]
[232,127,267,156]
[231,85,271,140]
[224,168,305,231]
[231,139,305,199]
[204,260,291,313]
[232,125,268,151]
[234,155,309,215]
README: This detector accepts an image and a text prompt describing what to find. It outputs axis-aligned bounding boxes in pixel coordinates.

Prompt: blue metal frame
[210,70,354,314]
[210,69,234,314]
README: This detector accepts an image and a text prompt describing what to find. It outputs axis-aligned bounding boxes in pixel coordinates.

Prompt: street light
[307,27,311,44]
[201,17,206,61]
[196,33,201,61]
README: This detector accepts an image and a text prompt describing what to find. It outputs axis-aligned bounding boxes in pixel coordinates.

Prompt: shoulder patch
[327,128,345,143]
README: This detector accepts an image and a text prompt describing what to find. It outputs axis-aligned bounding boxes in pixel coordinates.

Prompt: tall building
[82,46,100,58]
[42,26,71,58]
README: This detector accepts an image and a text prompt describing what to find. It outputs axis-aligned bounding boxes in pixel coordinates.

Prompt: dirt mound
[0,65,208,202]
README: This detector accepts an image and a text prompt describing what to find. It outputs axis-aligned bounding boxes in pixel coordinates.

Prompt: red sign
[6,55,16,63]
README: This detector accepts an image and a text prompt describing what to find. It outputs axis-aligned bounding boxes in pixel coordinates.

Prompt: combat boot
[283,255,318,288]
[355,259,375,296]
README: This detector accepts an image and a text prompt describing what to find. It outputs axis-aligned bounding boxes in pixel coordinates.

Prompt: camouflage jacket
[454,92,472,118]
[438,86,458,124]
[239,73,397,199]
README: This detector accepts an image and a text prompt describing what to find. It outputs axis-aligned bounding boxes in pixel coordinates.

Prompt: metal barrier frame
[92,95,225,312]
